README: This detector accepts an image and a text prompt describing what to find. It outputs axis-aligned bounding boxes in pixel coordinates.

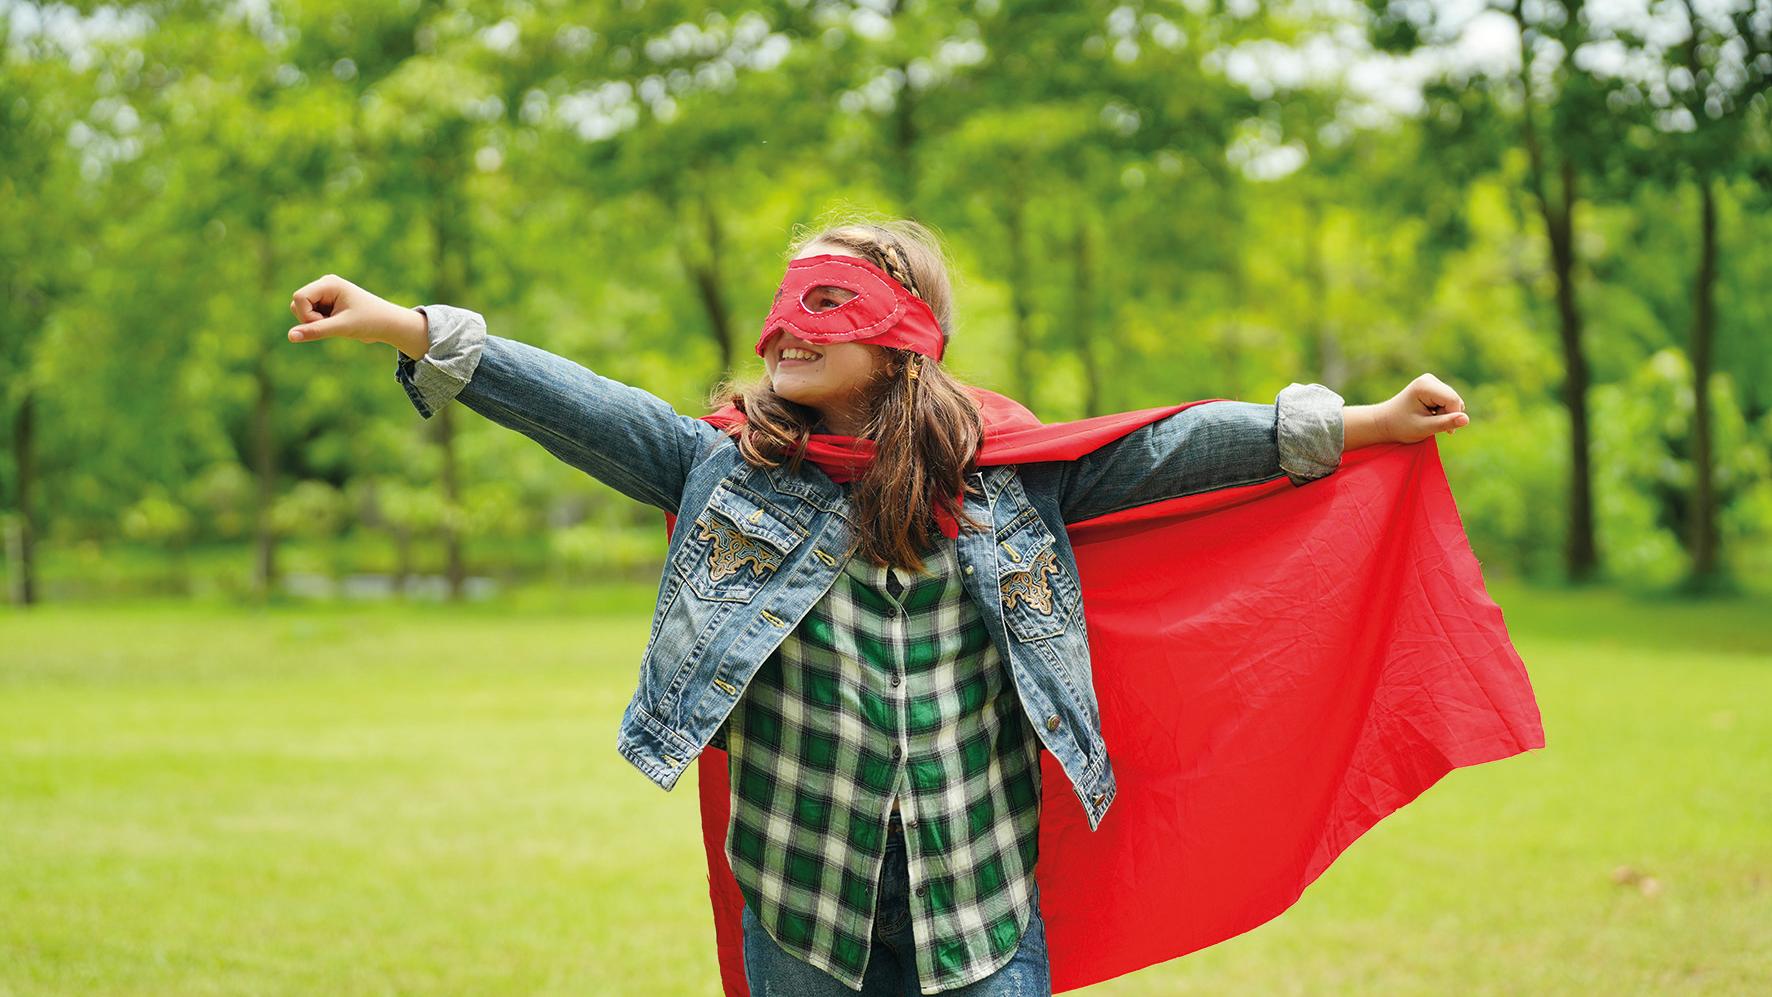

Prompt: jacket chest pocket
[681,483,806,604]
[995,512,1071,641]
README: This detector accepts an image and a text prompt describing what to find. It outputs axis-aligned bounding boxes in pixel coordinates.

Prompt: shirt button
[892,745,902,759]
[891,674,902,687]
[1046,714,1061,731]
[915,885,926,897]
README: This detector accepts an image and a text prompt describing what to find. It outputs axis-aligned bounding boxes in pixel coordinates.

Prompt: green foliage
[120,488,196,547]
[1593,350,1772,590]
[1440,389,1569,582]
[0,0,1767,598]
[183,462,254,541]
[272,479,349,540]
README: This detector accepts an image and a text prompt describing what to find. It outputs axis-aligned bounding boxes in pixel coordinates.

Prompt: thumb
[1434,411,1470,435]
[289,313,355,342]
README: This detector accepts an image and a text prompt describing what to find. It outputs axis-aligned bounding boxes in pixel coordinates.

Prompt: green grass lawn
[2,580,1768,995]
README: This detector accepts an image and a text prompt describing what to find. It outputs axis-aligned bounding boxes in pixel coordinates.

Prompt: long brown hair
[709,216,991,573]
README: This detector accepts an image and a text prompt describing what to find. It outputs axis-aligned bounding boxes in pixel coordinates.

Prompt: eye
[801,285,856,312]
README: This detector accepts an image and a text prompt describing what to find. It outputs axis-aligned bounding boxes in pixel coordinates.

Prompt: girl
[288,218,1470,996]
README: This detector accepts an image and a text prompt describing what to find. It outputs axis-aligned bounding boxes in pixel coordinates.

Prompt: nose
[759,327,782,358]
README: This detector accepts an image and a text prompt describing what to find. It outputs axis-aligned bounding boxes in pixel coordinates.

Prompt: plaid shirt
[712,534,1045,993]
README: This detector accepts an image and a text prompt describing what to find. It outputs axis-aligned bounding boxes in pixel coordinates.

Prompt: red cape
[663,386,1545,994]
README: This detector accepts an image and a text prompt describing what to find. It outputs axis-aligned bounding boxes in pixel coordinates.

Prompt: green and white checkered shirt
[712,534,1045,993]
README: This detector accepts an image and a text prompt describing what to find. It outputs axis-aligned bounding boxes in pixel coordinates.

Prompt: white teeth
[782,349,820,361]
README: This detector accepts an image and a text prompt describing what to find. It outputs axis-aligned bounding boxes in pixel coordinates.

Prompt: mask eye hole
[800,285,858,313]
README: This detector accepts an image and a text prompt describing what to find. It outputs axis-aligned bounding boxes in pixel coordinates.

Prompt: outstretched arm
[1051,372,1472,525]
[288,274,724,514]
[394,304,726,514]
[1052,382,1346,525]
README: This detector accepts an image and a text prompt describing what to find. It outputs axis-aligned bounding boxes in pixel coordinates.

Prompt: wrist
[388,306,431,361]
[1343,403,1390,450]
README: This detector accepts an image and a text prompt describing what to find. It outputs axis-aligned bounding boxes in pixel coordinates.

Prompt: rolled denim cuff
[1275,381,1345,485]
[395,304,486,419]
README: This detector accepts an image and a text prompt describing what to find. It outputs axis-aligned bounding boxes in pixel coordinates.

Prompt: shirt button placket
[889,562,913,887]
[891,564,907,747]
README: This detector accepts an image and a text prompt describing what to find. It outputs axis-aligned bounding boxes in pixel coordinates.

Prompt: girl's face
[763,244,890,435]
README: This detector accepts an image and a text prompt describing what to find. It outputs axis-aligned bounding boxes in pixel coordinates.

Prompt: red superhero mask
[755,253,945,362]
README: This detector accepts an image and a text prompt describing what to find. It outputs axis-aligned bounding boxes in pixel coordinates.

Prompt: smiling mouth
[779,350,822,364]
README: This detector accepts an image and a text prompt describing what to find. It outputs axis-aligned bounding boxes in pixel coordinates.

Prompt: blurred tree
[4,0,1769,600]
[1630,0,1771,589]
[1557,0,1772,589]
[0,13,90,605]
[109,2,356,600]
[1361,0,1650,582]
[370,89,476,599]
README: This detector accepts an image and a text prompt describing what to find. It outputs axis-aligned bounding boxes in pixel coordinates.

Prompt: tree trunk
[431,194,466,602]
[7,388,37,606]
[394,521,412,596]
[252,346,277,600]
[1544,158,1597,582]
[1515,12,1598,582]
[1222,255,1248,399]
[1687,172,1719,583]
[1301,197,1349,391]
[253,231,279,600]
[1072,214,1102,418]
[683,189,734,381]
[893,59,919,210]
[1004,191,1035,403]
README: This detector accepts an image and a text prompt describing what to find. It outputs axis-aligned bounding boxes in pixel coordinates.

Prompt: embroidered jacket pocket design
[995,512,1070,640]
[681,483,806,604]
[1000,546,1061,615]
[697,512,785,582]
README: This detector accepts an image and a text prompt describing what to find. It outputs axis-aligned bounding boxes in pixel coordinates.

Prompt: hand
[1378,373,1470,444]
[288,274,430,359]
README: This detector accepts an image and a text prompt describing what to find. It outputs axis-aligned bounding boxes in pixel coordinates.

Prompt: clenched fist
[1344,373,1471,449]
[288,274,430,360]
[1384,373,1470,442]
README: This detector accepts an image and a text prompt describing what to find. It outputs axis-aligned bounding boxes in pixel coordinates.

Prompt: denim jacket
[396,304,1346,832]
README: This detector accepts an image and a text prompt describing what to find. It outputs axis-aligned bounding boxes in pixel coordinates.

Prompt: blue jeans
[741,813,1052,996]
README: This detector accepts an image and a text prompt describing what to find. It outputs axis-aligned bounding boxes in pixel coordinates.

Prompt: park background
[3,0,1769,993]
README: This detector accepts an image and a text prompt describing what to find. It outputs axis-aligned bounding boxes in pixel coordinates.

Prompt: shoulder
[691,423,741,465]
